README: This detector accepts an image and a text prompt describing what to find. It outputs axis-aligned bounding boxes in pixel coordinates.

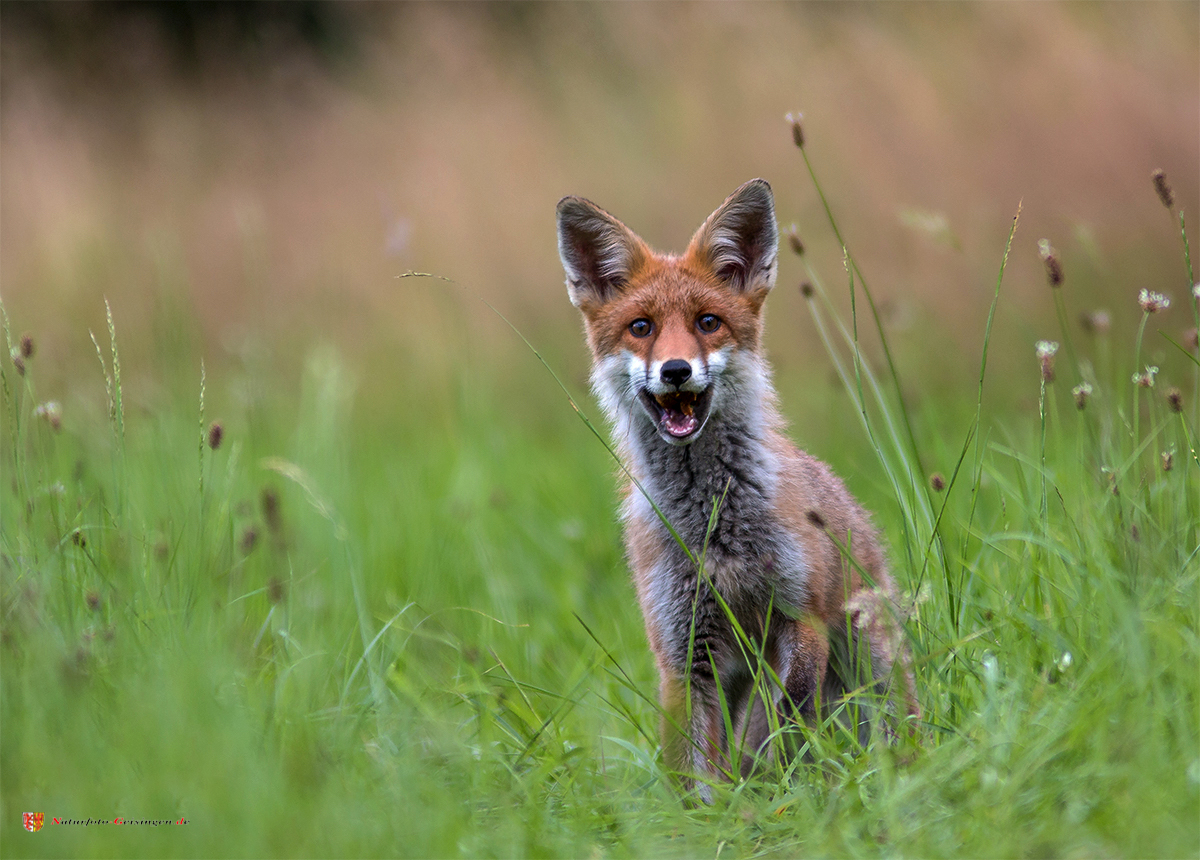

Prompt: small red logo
[23,812,45,832]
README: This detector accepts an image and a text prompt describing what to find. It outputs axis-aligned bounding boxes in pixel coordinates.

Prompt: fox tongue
[662,406,699,438]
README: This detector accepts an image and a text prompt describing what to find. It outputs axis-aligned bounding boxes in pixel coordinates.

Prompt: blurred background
[2,0,1198,429]
[4,7,1198,854]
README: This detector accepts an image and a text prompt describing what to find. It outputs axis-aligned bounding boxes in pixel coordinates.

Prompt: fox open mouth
[639,388,713,443]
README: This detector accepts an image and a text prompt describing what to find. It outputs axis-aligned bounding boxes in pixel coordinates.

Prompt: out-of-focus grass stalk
[956,204,1021,642]
[1038,374,1049,536]
[1051,287,1078,379]
[801,283,914,554]
[1179,211,1199,444]
[90,299,126,519]
[1,300,23,500]
[1132,308,1150,467]
[795,145,925,480]
[198,358,207,499]
[792,121,959,678]
[1178,210,1194,325]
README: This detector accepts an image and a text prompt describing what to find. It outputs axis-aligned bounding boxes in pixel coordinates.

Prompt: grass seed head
[1072,382,1093,410]
[1036,340,1059,382]
[1151,168,1174,209]
[1165,387,1183,413]
[19,333,34,359]
[1137,289,1170,313]
[63,646,92,684]
[1037,239,1063,287]
[267,576,286,604]
[786,224,805,256]
[1103,468,1120,496]
[799,281,814,299]
[1132,365,1159,388]
[207,421,223,450]
[71,528,86,548]
[1161,450,1174,472]
[786,112,805,148]
[10,348,25,376]
[240,526,259,554]
[1079,309,1111,334]
[262,487,282,533]
[34,401,62,432]
[86,591,101,612]
[929,472,946,492]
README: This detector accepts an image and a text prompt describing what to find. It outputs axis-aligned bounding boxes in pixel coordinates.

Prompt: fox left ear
[557,196,648,309]
[688,179,779,294]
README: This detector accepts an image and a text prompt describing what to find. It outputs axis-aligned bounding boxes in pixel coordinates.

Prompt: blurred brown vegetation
[2,2,1197,405]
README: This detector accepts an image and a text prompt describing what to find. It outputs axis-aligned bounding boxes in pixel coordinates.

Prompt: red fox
[556,179,917,798]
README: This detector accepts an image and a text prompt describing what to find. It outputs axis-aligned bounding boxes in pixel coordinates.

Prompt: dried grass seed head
[1161,450,1174,472]
[786,112,805,148]
[262,487,282,533]
[34,401,62,432]
[929,472,946,492]
[1166,387,1183,413]
[1037,239,1063,287]
[19,334,34,359]
[10,348,25,376]
[786,224,805,256]
[207,421,223,450]
[1072,382,1093,410]
[799,281,814,299]
[1151,168,1174,209]
[1080,310,1111,334]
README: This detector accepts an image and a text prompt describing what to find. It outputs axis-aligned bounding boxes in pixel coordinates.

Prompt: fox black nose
[660,359,692,388]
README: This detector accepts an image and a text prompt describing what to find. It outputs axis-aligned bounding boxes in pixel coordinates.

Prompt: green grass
[3,154,1199,858]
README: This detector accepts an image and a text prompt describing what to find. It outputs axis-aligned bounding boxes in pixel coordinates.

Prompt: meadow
[2,5,1199,858]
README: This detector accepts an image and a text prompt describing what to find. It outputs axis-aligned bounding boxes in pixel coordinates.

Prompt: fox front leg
[731,621,828,777]
[659,671,730,803]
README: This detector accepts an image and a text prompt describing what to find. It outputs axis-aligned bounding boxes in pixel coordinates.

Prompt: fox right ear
[687,179,778,296]
[556,197,647,308]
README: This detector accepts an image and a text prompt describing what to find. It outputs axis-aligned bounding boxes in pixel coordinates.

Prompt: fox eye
[629,319,653,338]
[697,314,722,334]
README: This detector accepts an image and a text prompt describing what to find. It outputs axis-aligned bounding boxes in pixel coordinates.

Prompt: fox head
[557,179,779,447]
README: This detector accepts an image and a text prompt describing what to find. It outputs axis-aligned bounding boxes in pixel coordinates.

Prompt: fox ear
[688,179,778,294]
[557,197,647,308]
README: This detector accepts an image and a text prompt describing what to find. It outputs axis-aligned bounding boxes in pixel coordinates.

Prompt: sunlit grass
[3,147,1198,858]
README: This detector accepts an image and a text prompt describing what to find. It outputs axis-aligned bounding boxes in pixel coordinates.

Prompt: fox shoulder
[773,443,889,605]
